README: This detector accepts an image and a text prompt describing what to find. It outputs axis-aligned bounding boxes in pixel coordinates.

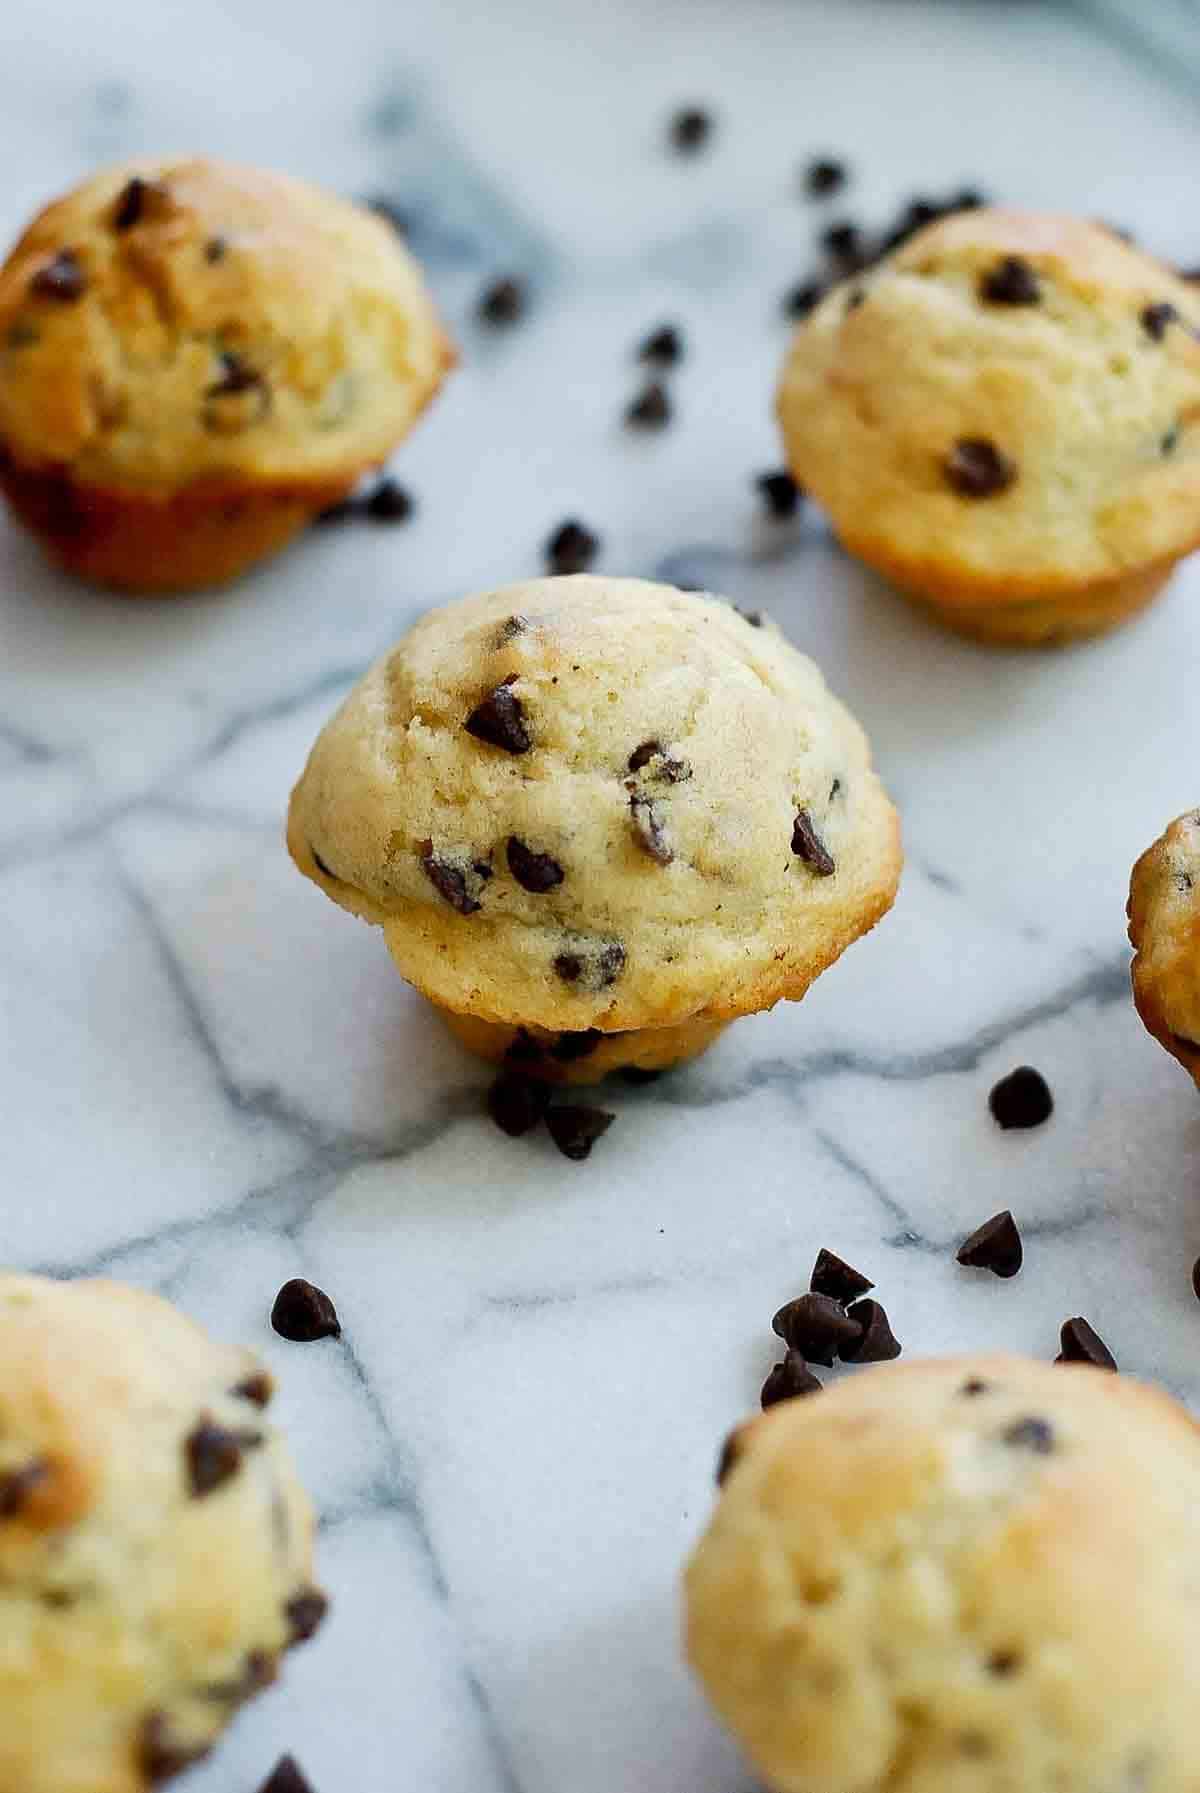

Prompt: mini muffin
[0,158,453,592]
[0,1273,324,1792]
[687,1354,1200,1793]
[778,209,1200,645]
[287,576,901,1083]
[1128,809,1200,1084]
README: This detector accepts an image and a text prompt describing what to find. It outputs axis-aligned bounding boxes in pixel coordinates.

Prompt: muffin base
[438,1005,729,1084]
[0,453,362,593]
[849,536,1176,647]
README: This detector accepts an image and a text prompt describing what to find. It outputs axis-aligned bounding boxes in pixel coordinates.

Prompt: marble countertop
[5,2,1200,1788]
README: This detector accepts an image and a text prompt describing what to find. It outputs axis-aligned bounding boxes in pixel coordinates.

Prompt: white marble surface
[5,1,1200,1787]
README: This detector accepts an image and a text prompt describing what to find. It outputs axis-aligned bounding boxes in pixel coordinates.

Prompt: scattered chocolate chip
[987,1650,1021,1677]
[669,106,713,153]
[621,1065,664,1085]
[627,740,692,782]
[626,381,671,429]
[792,809,835,876]
[545,1104,615,1161]
[716,1426,745,1485]
[960,1377,990,1397]
[1056,1316,1117,1371]
[185,1420,247,1498]
[507,835,565,892]
[478,275,526,325]
[782,278,825,321]
[284,1588,329,1644]
[139,1714,210,1784]
[232,1372,274,1409]
[551,1029,603,1062]
[989,1066,1053,1130]
[258,1757,315,1793]
[313,499,356,528]
[112,176,151,231]
[810,1248,874,1305]
[841,1299,902,1363]
[805,157,847,198]
[956,1210,1023,1279]
[944,437,1016,498]
[30,249,85,301]
[1141,301,1178,342]
[756,470,801,519]
[845,287,865,313]
[630,793,673,864]
[546,518,599,576]
[421,844,487,914]
[465,680,531,754]
[271,1279,341,1343]
[505,1027,545,1066]
[979,255,1040,306]
[488,1071,552,1138]
[206,349,263,397]
[0,1458,48,1518]
[761,1351,822,1408]
[772,1292,863,1366]
[1162,425,1180,456]
[903,198,942,234]
[204,235,228,264]
[1002,1415,1055,1454]
[363,476,413,522]
[638,323,682,366]
[553,940,626,989]
[822,220,860,263]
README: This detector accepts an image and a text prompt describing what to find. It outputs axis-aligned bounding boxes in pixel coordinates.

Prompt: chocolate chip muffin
[687,1354,1200,1793]
[1128,810,1200,1086]
[0,158,453,592]
[0,1274,325,1792]
[287,576,901,1083]
[778,210,1200,645]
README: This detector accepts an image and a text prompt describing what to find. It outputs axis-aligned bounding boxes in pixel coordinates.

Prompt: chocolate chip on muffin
[29,248,85,301]
[979,254,1040,305]
[465,679,532,754]
[507,836,565,892]
[944,437,1016,498]
[630,793,673,864]
[791,809,835,875]
[1141,301,1178,342]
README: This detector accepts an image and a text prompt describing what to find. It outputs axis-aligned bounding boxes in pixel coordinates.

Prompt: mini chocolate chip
[204,235,228,263]
[638,323,682,366]
[621,1065,664,1085]
[0,1458,48,1517]
[232,1372,274,1408]
[271,1279,341,1343]
[716,1426,745,1485]
[363,476,413,522]
[551,1029,603,1062]
[630,793,673,864]
[1162,425,1180,456]
[627,740,692,781]
[772,1292,863,1366]
[421,845,485,914]
[487,1071,552,1138]
[979,255,1040,306]
[553,940,626,989]
[112,176,150,231]
[30,249,85,301]
[782,278,825,320]
[505,1027,545,1066]
[945,438,1016,498]
[1056,1316,1117,1371]
[805,157,847,198]
[507,835,564,892]
[829,777,842,800]
[989,1066,1053,1130]
[822,220,860,262]
[4,322,38,349]
[960,1377,990,1397]
[669,106,713,153]
[545,1104,615,1161]
[206,349,263,397]
[139,1714,210,1784]
[258,1757,316,1793]
[626,380,672,429]
[756,470,801,519]
[478,275,526,325]
[841,1299,902,1363]
[1142,301,1178,342]
[761,1351,822,1408]
[465,680,531,754]
[956,1210,1023,1279]
[845,287,865,313]
[1003,1415,1055,1454]
[810,1248,874,1305]
[546,518,599,575]
[185,1419,245,1498]
[285,1587,329,1644]
[792,809,835,876]
[987,1650,1021,1677]
[310,847,337,878]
